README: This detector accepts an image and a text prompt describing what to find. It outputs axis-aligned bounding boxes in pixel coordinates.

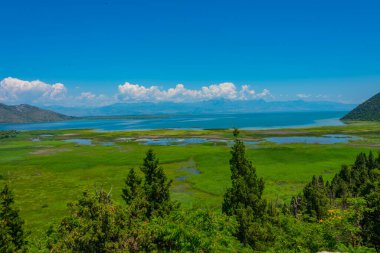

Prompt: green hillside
[342,92,380,121]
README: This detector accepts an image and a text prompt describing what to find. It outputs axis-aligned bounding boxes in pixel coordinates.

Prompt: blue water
[176,167,201,181]
[64,139,92,145]
[138,138,209,146]
[136,134,358,146]
[0,111,346,131]
[266,134,360,144]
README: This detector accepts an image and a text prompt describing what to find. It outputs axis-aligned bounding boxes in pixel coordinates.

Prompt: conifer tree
[0,184,27,252]
[290,195,303,217]
[222,129,265,216]
[367,151,376,170]
[302,175,328,220]
[122,149,177,219]
[376,152,380,167]
[222,129,266,246]
[122,168,142,205]
[362,185,380,251]
[141,149,173,217]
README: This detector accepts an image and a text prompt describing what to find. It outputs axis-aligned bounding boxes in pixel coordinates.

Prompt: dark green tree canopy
[0,184,27,253]
[302,175,329,220]
[49,189,129,253]
[222,131,266,217]
[222,130,267,248]
[122,149,178,219]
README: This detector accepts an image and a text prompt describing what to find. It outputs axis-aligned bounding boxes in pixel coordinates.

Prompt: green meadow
[1,121,380,247]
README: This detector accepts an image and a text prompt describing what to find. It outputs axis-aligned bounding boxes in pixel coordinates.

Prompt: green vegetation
[342,92,380,121]
[285,151,380,251]
[0,184,27,252]
[222,129,266,248]
[0,130,18,139]
[48,150,243,252]
[0,122,380,251]
[122,149,178,218]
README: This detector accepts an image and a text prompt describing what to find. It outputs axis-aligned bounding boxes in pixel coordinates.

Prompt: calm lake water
[0,111,346,131]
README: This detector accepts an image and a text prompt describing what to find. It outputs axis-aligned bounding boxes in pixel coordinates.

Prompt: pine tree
[362,185,380,251]
[222,129,266,246]
[376,152,380,167]
[367,151,376,170]
[122,168,149,222]
[330,152,379,199]
[352,153,370,195]
[122,168,142,205]
[302,176,328,220]
[290,195,302,217]
[141,149,175,217]
[122,149,177,219]
[0,184,27,252]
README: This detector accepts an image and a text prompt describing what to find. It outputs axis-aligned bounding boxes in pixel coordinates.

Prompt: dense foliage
[0,184,27,252]
[288,151,380,252]
[48,189,129,252]
[222,129,268,248]
[1,131,380,252]
[0,130,17,140]
[47,149,242,252]
[122,149,178,218]
[342,92,380,121]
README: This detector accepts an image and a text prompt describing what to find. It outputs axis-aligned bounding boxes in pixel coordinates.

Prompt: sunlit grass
[0,121,379,249]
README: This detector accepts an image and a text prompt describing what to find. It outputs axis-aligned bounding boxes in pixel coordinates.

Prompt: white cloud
[75,92,112,107]
[78,92,97,100]
[117,82,271,102]
[316,94,328,99]
[0,77,67,104]
[0,77,271,106]
[296,93,311,99]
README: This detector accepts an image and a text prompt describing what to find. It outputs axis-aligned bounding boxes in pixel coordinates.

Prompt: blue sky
[0,0,379,106]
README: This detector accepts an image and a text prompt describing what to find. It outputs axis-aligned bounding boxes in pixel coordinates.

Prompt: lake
[0,111,346,131]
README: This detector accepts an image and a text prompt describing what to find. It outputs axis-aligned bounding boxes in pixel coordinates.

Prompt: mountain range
[45,100,356,117]
[0,100,357,124]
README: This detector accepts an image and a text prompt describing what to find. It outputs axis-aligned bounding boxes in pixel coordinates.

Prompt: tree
[150,209,245,252]
[302,176,329,220]
[122,149,177,219]
[49,189,128,253]
[290,194,303,217]
[0,184,27,253]
[222,129,267,247]
[362,185,380,251]
[122,168,142,205]
[141,149,175,217]
[367,151,376,170]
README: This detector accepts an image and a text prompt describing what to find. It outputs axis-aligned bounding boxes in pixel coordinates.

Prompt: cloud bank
[0,77,67,105]
[117,82,270,102]
[0,77,272,106]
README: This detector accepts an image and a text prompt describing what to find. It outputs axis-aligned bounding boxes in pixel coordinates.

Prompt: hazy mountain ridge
[342,92,380,121]
[45,100,356,117]
[0,103,74,123]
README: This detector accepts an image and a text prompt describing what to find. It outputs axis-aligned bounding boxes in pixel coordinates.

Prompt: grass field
[0,121,380,249]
